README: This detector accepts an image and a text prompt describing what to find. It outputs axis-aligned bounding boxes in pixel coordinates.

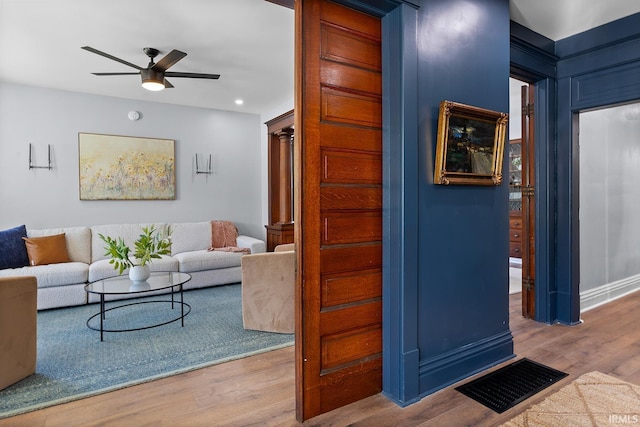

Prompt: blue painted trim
[510,21,557,80]
[418,331,515,397]
[382,3,420,405]
[532,79,556,323]
[555,13,640,58]
[510,21,555,54]
[554,76,576,325]
[558,38,640,79]
[569,61,640,110]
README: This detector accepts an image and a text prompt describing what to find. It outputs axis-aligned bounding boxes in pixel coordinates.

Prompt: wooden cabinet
[265,110,295,251]
[509,215,522,258]
[265,222,294,252]
[509,139,522,258]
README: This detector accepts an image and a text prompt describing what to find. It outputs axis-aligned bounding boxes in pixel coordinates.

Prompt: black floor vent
[455,358,568,413]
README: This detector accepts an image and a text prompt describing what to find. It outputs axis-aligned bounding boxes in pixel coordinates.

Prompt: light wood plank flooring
[2,290,639,427]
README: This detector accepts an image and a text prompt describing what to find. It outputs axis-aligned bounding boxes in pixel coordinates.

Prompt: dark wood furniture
[265,222,294,251]
[509,139,522,258]
[265,110,295,252]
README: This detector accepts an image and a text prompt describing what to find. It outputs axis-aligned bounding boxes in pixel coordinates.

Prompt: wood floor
[3,290,640,427]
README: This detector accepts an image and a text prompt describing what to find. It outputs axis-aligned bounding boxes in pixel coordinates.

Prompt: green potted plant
[99,225,172,282]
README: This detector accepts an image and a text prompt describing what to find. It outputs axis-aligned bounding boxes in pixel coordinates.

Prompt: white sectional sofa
[0,221,265,310]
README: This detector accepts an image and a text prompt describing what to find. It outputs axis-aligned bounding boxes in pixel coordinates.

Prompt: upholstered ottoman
[0,276,37,390]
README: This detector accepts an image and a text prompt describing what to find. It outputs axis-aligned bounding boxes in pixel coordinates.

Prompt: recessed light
[235,99,244,105]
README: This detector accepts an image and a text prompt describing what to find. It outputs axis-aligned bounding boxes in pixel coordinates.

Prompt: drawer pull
[514,234,519,238]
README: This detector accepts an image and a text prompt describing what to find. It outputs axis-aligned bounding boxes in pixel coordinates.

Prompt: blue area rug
[0,284,294,419]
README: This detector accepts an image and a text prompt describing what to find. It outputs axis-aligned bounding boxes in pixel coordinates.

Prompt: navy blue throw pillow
[0,224,30,269]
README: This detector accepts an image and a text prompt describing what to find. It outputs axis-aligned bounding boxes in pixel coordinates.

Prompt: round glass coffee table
[85,271,191,341]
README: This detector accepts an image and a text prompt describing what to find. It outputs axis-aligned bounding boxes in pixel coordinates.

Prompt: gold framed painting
[433,100,508,186]
[78,133,176,200]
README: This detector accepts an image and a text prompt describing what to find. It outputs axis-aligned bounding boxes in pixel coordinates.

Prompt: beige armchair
[241,243,294,333]
[0,276,37,390]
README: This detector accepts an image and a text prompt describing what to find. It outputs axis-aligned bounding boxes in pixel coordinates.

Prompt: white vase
[129,280,151,292]
[129,265,151,282]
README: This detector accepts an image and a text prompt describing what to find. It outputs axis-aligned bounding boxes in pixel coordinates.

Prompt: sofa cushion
[169,222,211,255]
[89,255,179,283]
[23,233,71,266]
[173,250,244,273]
[28,227,91,264]
[91,223,168,263]
[0,225,29,269]
[0,262,89,288]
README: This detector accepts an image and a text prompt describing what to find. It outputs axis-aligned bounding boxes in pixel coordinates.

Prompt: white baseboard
[580,273,640,313]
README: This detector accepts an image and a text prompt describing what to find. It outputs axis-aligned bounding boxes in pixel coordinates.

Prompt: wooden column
[278,129,294,224]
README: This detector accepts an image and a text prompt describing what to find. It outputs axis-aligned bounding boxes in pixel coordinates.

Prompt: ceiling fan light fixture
[141,69,165,91]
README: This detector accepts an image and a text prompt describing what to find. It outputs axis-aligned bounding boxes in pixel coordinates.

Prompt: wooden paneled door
[295,0,382,421]
[521,83,536,318]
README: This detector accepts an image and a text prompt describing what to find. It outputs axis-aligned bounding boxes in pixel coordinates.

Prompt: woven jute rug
[500,371,640,426]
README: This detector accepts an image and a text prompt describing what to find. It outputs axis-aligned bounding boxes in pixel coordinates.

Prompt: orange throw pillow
[22,233,71,266]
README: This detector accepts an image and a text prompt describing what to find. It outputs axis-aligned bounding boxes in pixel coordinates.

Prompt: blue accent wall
[381,0,514,405]
[415,0,513,397]
[342,0,640,408]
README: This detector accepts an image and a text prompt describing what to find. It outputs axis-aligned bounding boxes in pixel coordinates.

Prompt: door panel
[296,0,382,420]
[322,270,382,306]
[322,212,382,244]
[321,26,382,70]
[322,149,382,183]
[521,84,536,318]
[319,122,381,151]
[321,87,381,127]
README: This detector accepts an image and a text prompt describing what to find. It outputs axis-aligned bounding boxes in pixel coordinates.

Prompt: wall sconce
[28,143,53,170]
[195,153,213,175]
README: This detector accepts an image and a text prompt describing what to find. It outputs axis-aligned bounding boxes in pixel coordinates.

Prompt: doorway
[509,77,535,318]
[578,101,640,314]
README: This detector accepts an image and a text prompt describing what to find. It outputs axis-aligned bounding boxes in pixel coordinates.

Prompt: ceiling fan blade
[165,72,220,79]
[91,72,141,76]
[152,49,187,72]
[81,46,143,70]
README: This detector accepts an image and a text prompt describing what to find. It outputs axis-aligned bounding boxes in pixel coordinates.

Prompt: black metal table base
[87,285,191,341]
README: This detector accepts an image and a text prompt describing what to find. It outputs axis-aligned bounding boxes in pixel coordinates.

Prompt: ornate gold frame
[434,100,508,186]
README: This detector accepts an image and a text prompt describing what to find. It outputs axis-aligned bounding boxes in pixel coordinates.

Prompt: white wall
[509,77,523,140]
[579,102,640,311]
[0,83,265,238]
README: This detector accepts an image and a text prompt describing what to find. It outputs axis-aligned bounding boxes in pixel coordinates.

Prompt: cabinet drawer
[510,242,522,258]
[510,229,522,242]
[510,218,522,229]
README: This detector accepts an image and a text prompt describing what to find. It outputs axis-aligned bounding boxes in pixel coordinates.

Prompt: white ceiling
[509,0,640,41]
[0,0,295,115]
[0,0,638,115]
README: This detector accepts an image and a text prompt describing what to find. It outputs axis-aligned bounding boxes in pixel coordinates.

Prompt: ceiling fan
[81,46,220,91]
